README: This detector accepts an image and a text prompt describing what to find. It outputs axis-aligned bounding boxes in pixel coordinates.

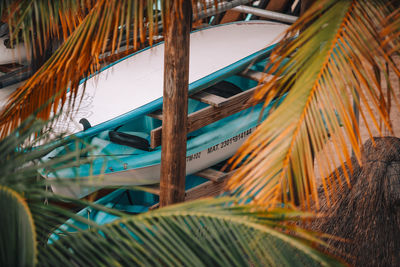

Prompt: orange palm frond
[227,0,400,209]
[381,7,400,56]
[0,0,92,59]
[0,0,157,137]
[0,0,226,137]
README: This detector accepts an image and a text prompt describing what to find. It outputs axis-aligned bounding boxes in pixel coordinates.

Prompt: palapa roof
[311,137,400,267]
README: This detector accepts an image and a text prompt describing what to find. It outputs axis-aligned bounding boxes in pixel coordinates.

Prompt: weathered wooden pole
[300,0,315,15]
[159,1,191,207]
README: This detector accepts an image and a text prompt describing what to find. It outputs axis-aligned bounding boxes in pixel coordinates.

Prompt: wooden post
[160,1,191,207]
[300,0,315,15]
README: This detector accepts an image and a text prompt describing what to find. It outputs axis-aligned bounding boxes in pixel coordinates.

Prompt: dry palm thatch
[227,0,400,208]
[311,137,400,267]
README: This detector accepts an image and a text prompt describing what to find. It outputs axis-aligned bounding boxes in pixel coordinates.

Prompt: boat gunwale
[71,21,281,140]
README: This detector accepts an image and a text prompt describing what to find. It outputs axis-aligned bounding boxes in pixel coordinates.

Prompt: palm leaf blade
[44,198,342,266]
[228,0,400,208]
[0,186,37,267]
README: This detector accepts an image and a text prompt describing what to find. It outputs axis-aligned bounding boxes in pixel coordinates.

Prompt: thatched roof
[311,137,400,267]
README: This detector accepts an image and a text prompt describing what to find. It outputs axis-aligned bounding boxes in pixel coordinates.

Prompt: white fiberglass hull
[49,127,254,198]
[0,37,28,65]
[45,21,288,198]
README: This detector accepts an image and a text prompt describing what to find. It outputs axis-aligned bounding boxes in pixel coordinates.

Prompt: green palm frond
[228,0,400,208]
[0,117,342,266]
[44,198,342,266]
[0,186,36,267]
[0,117,128,264]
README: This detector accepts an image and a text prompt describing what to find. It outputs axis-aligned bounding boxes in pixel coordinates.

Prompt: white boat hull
[49,127,254,198]
[44,21,289,198]
[0,37,28,65]
[52,21,288,135]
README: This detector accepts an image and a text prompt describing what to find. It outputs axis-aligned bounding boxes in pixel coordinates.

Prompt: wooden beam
[139,184,160,195]
[266,0,292,12]
[0,63,23,73]
[151,84,263,148]
[219,10,246,24]
[189,90,227,107]
[239,69,275,83]
[149,169,235,210]
[151,180,226,210]
[187,84,262,130]
[301,0,315,15]
[159,1,192,207]
[232,6,297,24]
[184,180,227,201]
[147,109,163,120]
[194,168,229,182]
[185,169,234,200]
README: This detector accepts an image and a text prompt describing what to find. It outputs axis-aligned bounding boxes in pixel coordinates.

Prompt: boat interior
[53,58,279,231]
[81,58,269,158]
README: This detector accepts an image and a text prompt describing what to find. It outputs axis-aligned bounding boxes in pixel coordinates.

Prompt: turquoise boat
[42,21,288,198]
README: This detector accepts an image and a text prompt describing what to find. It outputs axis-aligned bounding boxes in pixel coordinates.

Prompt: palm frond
[0,186,36,267]
[0,0,92,56]
[44,198,343,266]
[381,6,400,56]
[228,0,400,208]
[0,0,155,137]
[0,0,226,137]
[0,116,131,263]
[0,117,342,266]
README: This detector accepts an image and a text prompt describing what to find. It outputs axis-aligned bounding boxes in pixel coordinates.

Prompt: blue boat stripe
[75,44,276,139]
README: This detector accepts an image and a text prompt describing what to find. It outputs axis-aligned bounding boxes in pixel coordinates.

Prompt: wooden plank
[187,169,234,201]
[220,10,246,24]
[159,0,191,207]
[139,184,160,195]
[184,180,227,201]
[266,0,292,12]
[149,169,235,210]
[147,109,163,120]
[194,168,229,182]
[149,202,160,210]
[190,90,227,107]
[232,6,297,24]
[151,84,263,148]
[150,180,225,210]
[150,170,235,210]
[301,0,315,15]
[192,23,211,30]
[86,188,116,202]
[0,63,23,73]
[52,188,115,211]
[239,69,275,83]
[187,84,262,130]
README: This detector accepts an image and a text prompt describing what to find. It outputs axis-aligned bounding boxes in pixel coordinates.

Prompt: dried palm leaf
[228,0,400,209]
[0,0,222,137]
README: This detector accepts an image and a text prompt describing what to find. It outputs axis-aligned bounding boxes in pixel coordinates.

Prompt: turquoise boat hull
[43,71,276,198]
[41,21,288,198]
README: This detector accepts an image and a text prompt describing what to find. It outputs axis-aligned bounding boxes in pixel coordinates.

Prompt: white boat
[0,36,29,65]
[42,21,288,198]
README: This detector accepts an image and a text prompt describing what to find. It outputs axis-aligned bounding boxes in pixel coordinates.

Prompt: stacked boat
[41,21,288,213]
[0,23,29,65]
